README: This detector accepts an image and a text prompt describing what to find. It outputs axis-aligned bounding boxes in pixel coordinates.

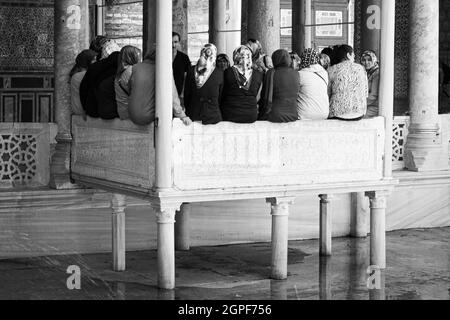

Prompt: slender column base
[366,191,389,269]
[154,203,180,290]
[270,280,288,300]
[175,203,191,251]
[368,267,386,300]
[319,195,333,256]
[267,197,295,280]
[111,194,126,272]
[319,256,332,300]
[350,192,369,238]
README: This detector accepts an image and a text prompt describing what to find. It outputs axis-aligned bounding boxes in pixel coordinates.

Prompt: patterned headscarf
[232,45,253,89]
[195,44,217,88]
[300,48,321,69]
[100,40,121,60]
[361,50,379,66]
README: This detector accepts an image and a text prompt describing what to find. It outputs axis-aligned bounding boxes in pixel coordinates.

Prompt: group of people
[69,33,381,127]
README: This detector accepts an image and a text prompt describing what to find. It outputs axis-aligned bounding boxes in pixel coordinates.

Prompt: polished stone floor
[0,227,448,300]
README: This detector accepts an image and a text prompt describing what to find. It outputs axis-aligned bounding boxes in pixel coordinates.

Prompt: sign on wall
[315,10,343,37]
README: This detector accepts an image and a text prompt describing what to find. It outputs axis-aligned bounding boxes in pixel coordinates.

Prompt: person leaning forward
[128,50,192,126]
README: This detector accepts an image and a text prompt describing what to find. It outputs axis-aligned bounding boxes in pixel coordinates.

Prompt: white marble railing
[0,123,57,189]
[71,116,385,194]
[392,115,450,170]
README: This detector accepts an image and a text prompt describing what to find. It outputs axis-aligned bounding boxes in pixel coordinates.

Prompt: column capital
[365,191,390,209]
[319,194,334,203]
[266,197,296,206]
[111,193,127,214]
[266,197,295,217]
[152,200,182,224]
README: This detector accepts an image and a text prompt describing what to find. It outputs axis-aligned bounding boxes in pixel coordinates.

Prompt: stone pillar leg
[319,195,333,256]
[368,268,386,300]
[270,280,288,300]
[111,194,126,272]
[175,203,191,251]
[267,197,295,280]
[405,0,449,172]
[51,0,89,190]
[350,192,369,238]
[319,257,332,300]
[366,191,389,269]
[154,204,179,290]
[246,0,280,56]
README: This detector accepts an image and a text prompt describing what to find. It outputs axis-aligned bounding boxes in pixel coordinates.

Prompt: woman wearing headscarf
[296,48,330,120]
[259,49,299,123]
[328,45,368,120]
[69,49,97,115]
[360,50,380,118]
[184,44,224,125]
[115,46,142,120]
[80,50,121,118]
[220,45,264,124]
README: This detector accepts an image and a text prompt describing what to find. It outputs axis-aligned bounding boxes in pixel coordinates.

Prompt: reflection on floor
[0,228,448,300]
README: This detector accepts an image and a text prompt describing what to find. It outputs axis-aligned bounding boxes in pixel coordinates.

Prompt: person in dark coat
[220,45,264,124]
[184,44,223,125]
[259,49,300,123]
[80,51,120,118]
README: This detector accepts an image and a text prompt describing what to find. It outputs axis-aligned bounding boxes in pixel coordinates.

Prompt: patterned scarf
[195,44,217,89]
[300,48,320,69]
[232,45,253,90]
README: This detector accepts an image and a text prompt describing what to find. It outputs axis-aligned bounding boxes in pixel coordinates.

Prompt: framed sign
[315,10,343,37]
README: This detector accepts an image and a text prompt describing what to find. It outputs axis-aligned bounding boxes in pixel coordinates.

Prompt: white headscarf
[195,44,217,89]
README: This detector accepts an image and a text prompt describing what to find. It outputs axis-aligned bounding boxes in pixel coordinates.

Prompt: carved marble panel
[0,123,50,188]
[71,116,155,189]
[173,118,385,190]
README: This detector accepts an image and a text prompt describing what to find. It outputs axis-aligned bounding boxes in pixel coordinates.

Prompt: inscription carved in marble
[173,119,385,190]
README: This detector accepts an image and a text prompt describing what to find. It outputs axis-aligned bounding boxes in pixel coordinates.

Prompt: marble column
[366,191,389,269]
[175,203,191,251]
[267,197,295,280]
[292,0,311,54]
[210,0,241,58]
[209,0,227,54]
[144,0,187,55]
[154,204,178,290]
[405,0,449,171]
[292,0,306,55]
[241,0,248,44]
[111,193,126,272]
[155,0,173,190]
[246,0,280,56]
[172,0,188,52]
[50,0,89,189]
[319,195,333,256]
[143,0,156,55]
[360,0,382,56]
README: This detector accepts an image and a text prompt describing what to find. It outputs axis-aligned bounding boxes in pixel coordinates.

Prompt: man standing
[172,32,191,106]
